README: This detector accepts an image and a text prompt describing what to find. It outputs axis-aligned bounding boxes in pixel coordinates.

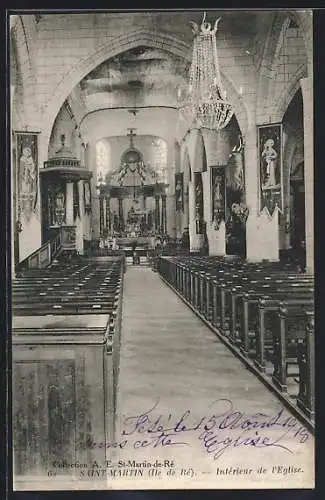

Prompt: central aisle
[113,267,314,489]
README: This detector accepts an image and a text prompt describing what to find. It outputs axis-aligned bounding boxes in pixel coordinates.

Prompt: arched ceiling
[49,10,288,144]
[79,46,189,111]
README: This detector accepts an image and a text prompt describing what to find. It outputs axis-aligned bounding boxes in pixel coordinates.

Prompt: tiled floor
[114,267,314,489]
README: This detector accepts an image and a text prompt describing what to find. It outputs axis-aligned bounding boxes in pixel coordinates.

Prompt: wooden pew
[271,301,314,392]
[12,314,114,477]
[297,310,315,419]
[254,289,314,372]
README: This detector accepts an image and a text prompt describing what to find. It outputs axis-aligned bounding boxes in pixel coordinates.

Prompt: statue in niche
[213,173,224,227]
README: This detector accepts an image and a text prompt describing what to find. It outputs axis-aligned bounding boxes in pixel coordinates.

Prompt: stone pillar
[99,197,104,234]
[167,140,176,238]
[103,197,107,228]
[155,195,160,232]
[188,181,203,252]
[77,180,84,255]
[161,194,167,234]
[66,182,74,225]
[183,189,189,232]
[300,77,314,273]
[118,198,124,231]
[106,196,111,231]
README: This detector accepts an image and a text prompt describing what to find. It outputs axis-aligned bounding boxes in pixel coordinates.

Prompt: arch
[290,10,313,71]
[256,12,287,121]
[257,12,309,123]
[41,28,251,153]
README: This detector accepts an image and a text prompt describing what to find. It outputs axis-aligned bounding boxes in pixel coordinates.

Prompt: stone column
[106,196,111,231]
[77,180,84,255]
[118,198,124,231]
[65,182,74,225]
[183,189,189,232]
[99,196,104,234]
[103,197,107,229]
[11,85,16,277]
[166,140,176,238]
[300,77,314,273]
[161,194,167,234]
[188,181,203,252]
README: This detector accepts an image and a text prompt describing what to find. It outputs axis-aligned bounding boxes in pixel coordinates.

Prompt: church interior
[10,10,315,489]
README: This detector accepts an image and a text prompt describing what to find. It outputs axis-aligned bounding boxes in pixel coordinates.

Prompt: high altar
[97,129,168,245]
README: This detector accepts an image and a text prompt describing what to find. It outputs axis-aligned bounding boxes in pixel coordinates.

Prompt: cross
[127,128,137,147]
[127,128,137,137]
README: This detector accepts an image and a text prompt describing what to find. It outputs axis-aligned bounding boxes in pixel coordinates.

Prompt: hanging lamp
[179,12,233,130]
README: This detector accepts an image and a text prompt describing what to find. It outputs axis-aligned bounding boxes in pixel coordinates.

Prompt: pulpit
[41,135,92,254]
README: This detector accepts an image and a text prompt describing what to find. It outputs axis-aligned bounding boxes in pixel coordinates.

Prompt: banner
[258,123,283,213]
[15,132,38,221]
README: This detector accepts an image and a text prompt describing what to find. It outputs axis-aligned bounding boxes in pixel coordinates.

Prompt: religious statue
[261,138,278,188]
[212,174,224,228]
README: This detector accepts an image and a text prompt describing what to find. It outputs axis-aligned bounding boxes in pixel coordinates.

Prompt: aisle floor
[114,267,314,489]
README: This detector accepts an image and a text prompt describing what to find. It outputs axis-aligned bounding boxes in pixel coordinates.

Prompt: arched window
[152,138,168,183]
[96,140,111,184]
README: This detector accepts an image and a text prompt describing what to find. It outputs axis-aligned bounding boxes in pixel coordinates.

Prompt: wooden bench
[271,301,314,392]
[12,314,114,476]
[297,310,315,419]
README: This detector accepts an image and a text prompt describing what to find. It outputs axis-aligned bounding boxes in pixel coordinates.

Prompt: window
[96,140,111,184]
[152,138,168,183]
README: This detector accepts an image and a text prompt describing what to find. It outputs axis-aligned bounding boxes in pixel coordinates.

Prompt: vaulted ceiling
[50,10,301,145]
[79,46,189,111]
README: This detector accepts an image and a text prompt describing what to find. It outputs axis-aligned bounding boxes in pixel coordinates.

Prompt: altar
[96,128,169,240]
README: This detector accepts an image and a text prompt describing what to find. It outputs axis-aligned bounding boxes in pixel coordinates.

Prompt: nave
[10,10,315,491]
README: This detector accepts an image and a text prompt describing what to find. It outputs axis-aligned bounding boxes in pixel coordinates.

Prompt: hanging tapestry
[175,172,184,212]
[210,166,226,228]
[194,172,204,219]
[258,123,283,213]
[16,133,38,221]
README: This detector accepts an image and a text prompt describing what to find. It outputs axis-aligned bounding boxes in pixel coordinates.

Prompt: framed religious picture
[15,132,39,222]
[258,123,283,213]
[210,166,226,228]
[175,172,184,212]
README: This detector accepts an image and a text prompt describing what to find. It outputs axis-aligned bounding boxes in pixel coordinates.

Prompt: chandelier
[179,13,233,130]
